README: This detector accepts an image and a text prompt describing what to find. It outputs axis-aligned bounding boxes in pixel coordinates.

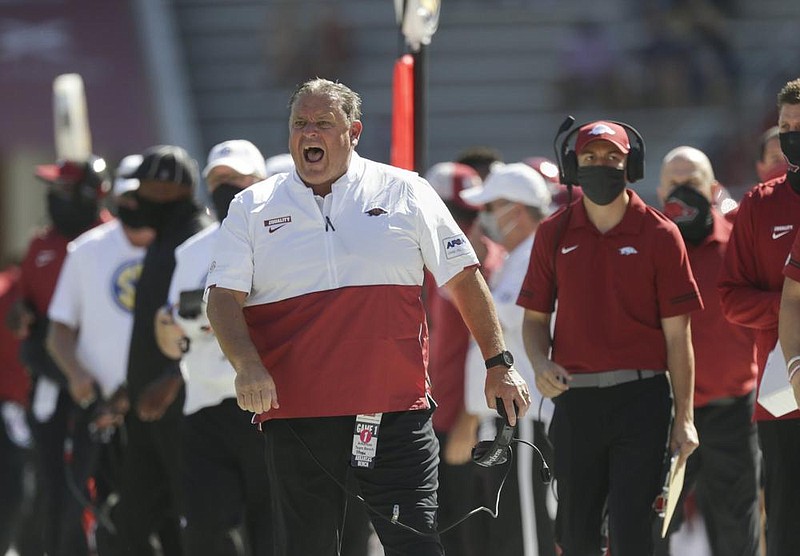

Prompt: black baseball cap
[124,145,197,188]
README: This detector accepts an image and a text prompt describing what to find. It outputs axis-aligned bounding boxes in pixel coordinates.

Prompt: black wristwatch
[485,350,514,370]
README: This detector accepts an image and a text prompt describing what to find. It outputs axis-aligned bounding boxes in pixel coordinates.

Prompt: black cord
[285,421,513,538]
[534,400,559,502]
[512,438,552,485]
[64,409,117,535]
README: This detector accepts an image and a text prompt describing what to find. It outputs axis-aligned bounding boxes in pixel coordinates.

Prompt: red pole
[391,54,414,170]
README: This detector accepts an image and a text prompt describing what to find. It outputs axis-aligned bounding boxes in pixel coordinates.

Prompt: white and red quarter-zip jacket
[207,153,479,421]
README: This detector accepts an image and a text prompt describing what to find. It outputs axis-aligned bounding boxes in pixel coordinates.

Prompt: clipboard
[654,451,687,538]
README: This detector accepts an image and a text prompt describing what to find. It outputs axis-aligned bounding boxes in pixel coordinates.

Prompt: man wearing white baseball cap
[460,162,556,556]
[155,139,271,555]
[203,140,267,223]
[204,140,267,180]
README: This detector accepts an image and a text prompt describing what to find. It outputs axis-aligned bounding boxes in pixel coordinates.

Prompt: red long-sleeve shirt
[688,211,757,407]
[718,176,800,420]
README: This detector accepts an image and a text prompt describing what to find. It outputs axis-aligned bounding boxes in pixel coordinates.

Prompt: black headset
[553,116,646,186]
[471,399,518,467]
[471,399,552,485]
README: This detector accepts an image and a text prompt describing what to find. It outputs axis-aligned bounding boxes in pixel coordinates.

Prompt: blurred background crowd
[1,0,800,264]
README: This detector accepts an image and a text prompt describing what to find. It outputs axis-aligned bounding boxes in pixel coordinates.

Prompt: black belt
[569,369,664,389]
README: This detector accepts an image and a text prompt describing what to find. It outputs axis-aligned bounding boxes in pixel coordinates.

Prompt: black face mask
[134,194,191,231]
[47,192,98,238]
[663,185,713,245]
[211,184,241,222]
[780,131,800,193]
[577,166,626,206]
[117,204,150,229]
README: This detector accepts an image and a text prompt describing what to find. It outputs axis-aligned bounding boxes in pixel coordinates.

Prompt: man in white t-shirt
[154,140,272,556]
[461,162,557,556]
[45,154,155,552]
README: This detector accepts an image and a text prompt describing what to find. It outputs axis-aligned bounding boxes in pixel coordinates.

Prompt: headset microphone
[554,116,646,186]
[471,398,551,484]
[552,116,576,183]
[471,399,518,467]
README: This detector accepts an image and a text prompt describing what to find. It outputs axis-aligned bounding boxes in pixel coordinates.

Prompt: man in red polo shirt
[518,121,701,556]
[656,146,760,555]
[6,158,110,556]
[721,77,800,556]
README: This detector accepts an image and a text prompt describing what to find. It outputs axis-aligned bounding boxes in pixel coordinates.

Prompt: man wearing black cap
[6,157,110,556]
[105,145,211,556]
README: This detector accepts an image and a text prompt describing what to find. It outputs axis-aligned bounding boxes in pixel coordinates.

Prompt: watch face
[502,351,514,366]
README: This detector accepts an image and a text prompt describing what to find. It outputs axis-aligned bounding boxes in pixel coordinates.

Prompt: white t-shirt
[465,235,554,426]
[48,220,145,398]
[169,222,237,416]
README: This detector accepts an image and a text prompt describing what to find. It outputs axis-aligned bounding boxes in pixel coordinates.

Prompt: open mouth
[303,147,325,163]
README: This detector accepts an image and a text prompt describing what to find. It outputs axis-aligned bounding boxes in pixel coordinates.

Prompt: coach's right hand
[235,361,279,414]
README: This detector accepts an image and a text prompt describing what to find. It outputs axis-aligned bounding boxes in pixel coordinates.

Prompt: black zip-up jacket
[126,200,212,413]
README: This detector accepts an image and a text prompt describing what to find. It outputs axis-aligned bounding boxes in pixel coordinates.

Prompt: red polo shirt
[19,227,70,317]
[517,190,702,374]
[19,216,111,317]
[687,211,757,407]
[718,176,800,421]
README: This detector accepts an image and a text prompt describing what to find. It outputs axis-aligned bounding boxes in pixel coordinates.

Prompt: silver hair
[288,78,362,124]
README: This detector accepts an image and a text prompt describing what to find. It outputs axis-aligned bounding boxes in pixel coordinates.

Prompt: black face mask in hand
[211,184,241,222]
[576,166,626,206]
[780,131,800,193]
[663,185,713,245]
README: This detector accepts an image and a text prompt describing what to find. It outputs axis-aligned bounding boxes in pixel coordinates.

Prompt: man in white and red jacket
[206,78,530,556]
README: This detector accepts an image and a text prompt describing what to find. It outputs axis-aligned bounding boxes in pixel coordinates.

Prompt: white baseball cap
[264,153,295,177]
[203,140,267,179]
[460,162,552,211]
[113,154,144,196]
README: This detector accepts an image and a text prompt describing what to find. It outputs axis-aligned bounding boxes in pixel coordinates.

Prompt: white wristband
[787,355,800,374]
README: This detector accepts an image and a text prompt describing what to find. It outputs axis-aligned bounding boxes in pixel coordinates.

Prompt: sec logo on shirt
[111,259,143,312]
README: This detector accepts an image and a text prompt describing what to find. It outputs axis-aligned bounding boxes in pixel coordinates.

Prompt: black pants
[106,408,184,556]
[757,418,800,556]
[29,388,91,556]
[655,391,760,556]
[551,375,671,556]
[182,398,271,556]
[264,406,443,556]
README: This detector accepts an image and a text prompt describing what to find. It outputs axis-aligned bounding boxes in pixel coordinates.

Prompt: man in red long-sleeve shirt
[718,77,800,556]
